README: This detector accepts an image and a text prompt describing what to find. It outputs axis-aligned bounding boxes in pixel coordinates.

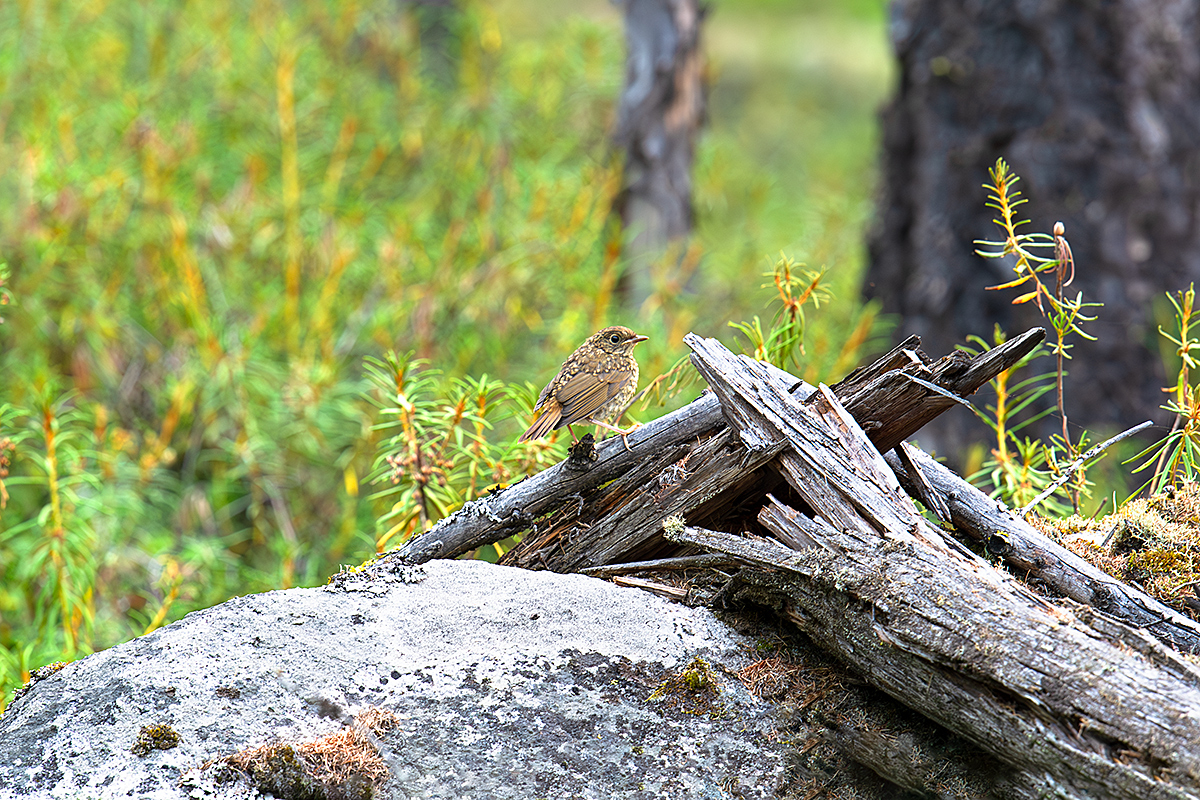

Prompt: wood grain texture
[501,425,779,571]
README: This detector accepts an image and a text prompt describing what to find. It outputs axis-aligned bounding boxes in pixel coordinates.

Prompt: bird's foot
[590,419,642,452]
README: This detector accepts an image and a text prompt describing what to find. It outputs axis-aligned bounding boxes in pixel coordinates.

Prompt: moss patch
[647,656,727,718]
[132,724,181,756]
[204,707,400,800]
[1032,481,1200,617]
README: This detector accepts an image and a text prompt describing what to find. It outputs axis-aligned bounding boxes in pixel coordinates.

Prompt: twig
[1019,421,1154,514]
[611,576,688,601]
[1089,495,1111,521]
[903,374,980,415]
[581,553,735,576]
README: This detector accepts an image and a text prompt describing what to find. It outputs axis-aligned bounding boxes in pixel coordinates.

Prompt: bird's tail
[518,406,561,442]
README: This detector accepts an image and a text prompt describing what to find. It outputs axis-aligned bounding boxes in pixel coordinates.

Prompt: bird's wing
[535,378,554,409]
[554,368,634,423]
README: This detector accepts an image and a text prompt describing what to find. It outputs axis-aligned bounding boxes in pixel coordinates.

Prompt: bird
[519,326,649,445]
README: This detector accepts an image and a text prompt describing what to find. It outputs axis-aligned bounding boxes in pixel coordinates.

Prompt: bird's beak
[631,334,649,344]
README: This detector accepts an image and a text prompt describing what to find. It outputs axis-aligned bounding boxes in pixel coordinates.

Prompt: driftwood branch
[683,336,1200,799]
[1018,420,1154,513]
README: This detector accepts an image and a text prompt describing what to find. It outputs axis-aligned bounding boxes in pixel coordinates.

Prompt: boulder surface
[0,559,785,799]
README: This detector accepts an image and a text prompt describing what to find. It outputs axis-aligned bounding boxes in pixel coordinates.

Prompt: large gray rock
[0,559,787,799]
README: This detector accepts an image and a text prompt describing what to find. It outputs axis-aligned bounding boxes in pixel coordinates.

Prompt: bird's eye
[609,334,621,344]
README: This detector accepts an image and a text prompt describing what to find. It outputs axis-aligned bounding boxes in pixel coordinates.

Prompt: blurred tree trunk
[406,0,459,87]
[613,0,706,309]
[866,0,1200,459]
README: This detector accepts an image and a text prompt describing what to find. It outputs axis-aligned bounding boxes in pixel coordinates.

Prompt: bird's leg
[589,419,642,452]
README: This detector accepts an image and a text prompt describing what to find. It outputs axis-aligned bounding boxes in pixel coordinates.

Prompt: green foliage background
[0,0,891,708]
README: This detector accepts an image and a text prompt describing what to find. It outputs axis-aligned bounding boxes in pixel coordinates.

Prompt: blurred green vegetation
[0,0,891,709]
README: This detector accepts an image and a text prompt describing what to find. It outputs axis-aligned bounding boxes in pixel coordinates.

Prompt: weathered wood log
[497,328,1042,572]
[391,328,1042,567]
[679,335,1200,799]
[391,353,827,566]
[672,517,1200,800]
[390,391,727,563]
[885,442,1200,654]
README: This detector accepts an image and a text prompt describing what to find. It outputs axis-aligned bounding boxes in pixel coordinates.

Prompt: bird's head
[590,326,649,354]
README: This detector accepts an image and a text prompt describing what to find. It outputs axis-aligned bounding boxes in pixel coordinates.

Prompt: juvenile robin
[519,326,649,445]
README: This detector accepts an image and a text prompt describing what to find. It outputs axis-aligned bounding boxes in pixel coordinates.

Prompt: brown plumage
[519,326,649,443]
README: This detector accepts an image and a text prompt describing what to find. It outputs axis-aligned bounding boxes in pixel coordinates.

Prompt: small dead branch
[1019,420,1154,514]
[611,575,689,601]
[581,553,735,575]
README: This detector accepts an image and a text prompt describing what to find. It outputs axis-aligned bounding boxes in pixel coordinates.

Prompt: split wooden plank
[833,327,1044,453]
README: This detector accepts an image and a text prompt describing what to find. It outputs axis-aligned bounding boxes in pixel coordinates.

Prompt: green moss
[1128,548,1185,573]
[8,661,70,709]
[131,724,181,756]
[327,557,379,583]
[647,656,726,718]
[1041,481,1200,614]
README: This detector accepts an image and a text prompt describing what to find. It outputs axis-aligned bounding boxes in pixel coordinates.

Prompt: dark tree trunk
[613,0,706,307]
[866,0,1200,458]
[406,0,460,87]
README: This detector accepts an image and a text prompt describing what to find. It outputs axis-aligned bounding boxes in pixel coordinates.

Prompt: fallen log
[678,334,1200,800]
[391,328,1042,566]
[885,442,1200,654]
[391,391,728,563]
